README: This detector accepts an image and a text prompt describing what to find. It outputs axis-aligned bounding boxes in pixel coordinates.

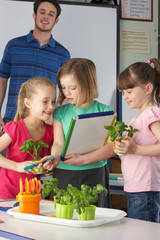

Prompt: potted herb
[68,183,108,220]
[104,121,138,155]
[19,139,49,173]
[42,178,74,219]
[42,178,108,220]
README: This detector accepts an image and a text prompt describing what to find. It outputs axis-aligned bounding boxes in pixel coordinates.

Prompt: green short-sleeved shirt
[53,100,114,170]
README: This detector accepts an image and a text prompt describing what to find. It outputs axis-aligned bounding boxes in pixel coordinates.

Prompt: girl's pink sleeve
[146,108,160,127]
[3,121,18,143]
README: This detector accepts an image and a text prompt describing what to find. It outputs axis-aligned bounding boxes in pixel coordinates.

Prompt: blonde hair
[117,58,160,107]
[57,58,99,107]
[14,77,55,121]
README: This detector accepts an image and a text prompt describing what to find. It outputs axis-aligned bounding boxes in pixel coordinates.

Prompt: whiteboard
[0,0,119,117]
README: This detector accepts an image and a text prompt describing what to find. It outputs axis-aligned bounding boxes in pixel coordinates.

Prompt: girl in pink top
[0,77,56,199]
[116,58,160,223]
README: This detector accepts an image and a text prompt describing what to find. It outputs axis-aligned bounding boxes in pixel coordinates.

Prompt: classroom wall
[119,1,159,124]
[0,0,119,118]
[54,0,159,124]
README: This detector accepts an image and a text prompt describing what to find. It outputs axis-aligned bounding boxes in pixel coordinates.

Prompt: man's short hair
[34,0,61,18]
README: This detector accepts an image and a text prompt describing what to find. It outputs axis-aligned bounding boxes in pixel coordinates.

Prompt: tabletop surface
[1,209,160,240]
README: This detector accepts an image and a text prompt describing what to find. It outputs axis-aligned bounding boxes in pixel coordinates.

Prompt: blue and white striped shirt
[0,30,70,120]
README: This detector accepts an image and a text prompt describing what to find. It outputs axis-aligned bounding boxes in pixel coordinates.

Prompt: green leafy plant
[42,178,108,215]
[104,121,138,142]
[19,139,49,160]
[42,178,72,206]
[68,183,107,215]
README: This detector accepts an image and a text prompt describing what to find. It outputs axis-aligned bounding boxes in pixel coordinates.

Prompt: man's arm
[0,77,8,133]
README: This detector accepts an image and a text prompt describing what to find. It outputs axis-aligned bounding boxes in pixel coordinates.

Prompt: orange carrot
[35,180,41,194]
[25,178,30,195]
[19,178,23,195]
[34,177,37,182]
[29,179,35,194]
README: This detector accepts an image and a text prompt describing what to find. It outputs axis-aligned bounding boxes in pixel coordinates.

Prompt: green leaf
[109,131,118,142]
[19,139,49,160]
[104,121,138,142]
[104,126,114,131]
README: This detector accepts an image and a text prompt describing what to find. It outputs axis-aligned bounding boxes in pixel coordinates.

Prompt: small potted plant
[42,178,108,220]
[19,139,49,173]
[42,178,74,219]
[104,121,138,155]
[68,183,108,220]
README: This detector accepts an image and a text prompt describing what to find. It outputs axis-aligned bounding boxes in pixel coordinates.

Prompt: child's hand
[115,137,137,154]
[17,161,38,174]
[38,156,60,172]
[63,153,83,166]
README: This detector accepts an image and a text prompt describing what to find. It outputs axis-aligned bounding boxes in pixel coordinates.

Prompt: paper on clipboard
[61,111,116,157]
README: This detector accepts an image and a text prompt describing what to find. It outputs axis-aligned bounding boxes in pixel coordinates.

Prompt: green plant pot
[33,160,45,174]
[56,203,74,219]
[53,196,57,209]
[78,205,96,221]
[114,140,126,156]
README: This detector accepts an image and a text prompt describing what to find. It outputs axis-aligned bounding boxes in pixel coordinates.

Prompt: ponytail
[149,58,160,106]
[14,83,29,121]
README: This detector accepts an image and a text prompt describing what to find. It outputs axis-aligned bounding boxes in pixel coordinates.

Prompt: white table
[0,209,160,240]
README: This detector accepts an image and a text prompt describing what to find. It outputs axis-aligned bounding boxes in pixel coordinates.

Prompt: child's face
[27,85,56,121]
[60,74,79,106]
[122,85,151,111]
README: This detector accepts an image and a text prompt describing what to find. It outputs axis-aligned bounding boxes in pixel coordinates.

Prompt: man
[0,0,70,133]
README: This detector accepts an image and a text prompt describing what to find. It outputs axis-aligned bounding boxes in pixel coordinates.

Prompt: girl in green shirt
[40,58,116,207]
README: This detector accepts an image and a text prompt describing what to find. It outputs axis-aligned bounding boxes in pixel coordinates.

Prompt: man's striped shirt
[0,30,70,120]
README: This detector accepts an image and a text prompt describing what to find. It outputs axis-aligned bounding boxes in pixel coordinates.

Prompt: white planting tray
[7,200,126,228]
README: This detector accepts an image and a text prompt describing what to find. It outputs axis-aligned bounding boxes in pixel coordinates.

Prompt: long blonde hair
[14,77,55,121]
[57,58,99,107]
